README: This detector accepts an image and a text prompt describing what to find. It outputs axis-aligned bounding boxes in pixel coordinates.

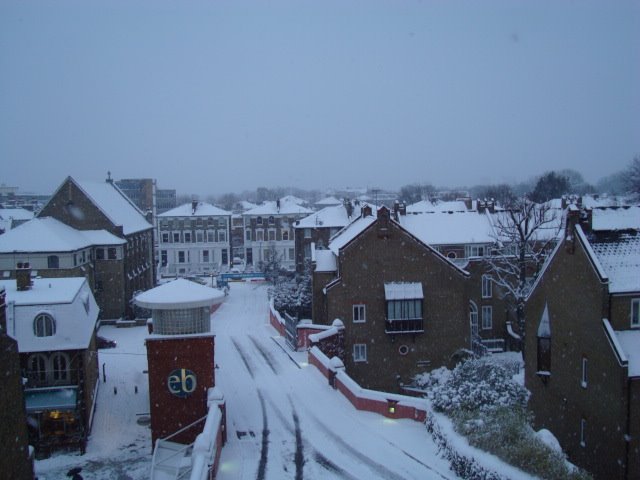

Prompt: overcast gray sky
[1,0,639,196]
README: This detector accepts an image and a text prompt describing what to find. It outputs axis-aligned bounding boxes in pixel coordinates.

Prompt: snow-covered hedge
[415,359,529,413]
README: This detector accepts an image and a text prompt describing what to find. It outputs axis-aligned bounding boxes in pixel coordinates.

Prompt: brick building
[312,206,471,393]
[525,205,640,479]
[37,176,154,318]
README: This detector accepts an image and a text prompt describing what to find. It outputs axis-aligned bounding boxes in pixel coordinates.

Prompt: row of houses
[304,200,639,480]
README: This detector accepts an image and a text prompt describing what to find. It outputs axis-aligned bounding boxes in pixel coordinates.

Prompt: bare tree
[625,155,640,200]
[485,198,561,346]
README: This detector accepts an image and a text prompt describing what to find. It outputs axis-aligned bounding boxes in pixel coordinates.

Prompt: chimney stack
[393,200,400,221]
[16,262,32,291]
[191,200,198,215]
[398,202,406,216]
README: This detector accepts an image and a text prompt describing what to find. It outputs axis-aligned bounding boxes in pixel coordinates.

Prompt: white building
[157,201,232,277]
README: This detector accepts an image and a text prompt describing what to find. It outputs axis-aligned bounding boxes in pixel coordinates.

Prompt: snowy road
[214,282,456,480]
[35,281,457,479]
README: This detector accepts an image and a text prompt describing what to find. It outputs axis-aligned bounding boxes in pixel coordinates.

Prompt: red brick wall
[269,307,286,336]
[146,335,215,446]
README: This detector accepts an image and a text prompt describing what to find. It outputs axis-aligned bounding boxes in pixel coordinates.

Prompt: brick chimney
[477,199,486,214]
[564,205,580,254]
[191,200,198,215]
[361,204,372,218]
[398,202,406,216]
[16,262,32,291]
[393,200,400,221]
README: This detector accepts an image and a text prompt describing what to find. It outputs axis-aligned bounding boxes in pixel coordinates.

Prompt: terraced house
[157,201,232,276]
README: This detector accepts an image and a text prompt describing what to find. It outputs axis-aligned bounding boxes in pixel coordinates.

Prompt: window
[353,304,366,323]
[304,243,311,259]
[196,231,204,243]
[108,247,117,260]
[482,275,493,298]
[353,344,367,362]
[207,230,215,242]
[386,299,424,333]
[465,245,486,258]
[218,230,227,242]
[268,216,275,225]
[257,216,263,225]
[184,232,192,243]
[178,251,186,263]
[34,313,56,337]
[245,230,252,241]
[580,418,586,447]
[51,352,70,382]
[28,353,48,383]
[47,255,60,268]
[481,306,492,329]
[222,249,228,265]
[632,299,640,328]
[95,248,104,260]
[282,230,289,241]
[256,230,264,241]
[581,357,588,388]
[288,248,295,260]
[161,250,168,266]
[173,232,181,243]
[73,253,77,266]
[469,302,479,336]
[268,230,276,241]
[304,228,311,239]
[203,250,209,262]
[162,233,169,243]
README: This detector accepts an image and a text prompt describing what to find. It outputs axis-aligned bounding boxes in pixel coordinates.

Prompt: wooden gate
[284,312,298,350]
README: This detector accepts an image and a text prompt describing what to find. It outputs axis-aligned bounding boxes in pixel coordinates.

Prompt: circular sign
[167,368,197,398]
[398,345,409,356]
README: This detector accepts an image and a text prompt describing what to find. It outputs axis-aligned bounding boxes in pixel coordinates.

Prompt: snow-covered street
[36,281,456,479]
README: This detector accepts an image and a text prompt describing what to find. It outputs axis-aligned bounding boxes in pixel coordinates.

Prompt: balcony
[385,318,424,334]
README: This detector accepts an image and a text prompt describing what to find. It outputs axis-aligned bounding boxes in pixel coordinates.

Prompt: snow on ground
[36,281,458,479]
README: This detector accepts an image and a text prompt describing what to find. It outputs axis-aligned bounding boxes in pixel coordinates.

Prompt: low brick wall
[308,347,427,422]
[296,324,331,350]
[269,303,286,337]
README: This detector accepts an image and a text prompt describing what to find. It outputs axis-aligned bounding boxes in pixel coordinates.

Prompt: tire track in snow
[249,335,280,375]
[292,408,304,480]
[231,337,255,379]
[256,390,269,480]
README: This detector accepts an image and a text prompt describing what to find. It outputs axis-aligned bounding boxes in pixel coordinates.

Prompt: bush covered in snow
[269,260,312,318]
[455,408,591,480]
[417,358,592,480]
[416,358,529,413]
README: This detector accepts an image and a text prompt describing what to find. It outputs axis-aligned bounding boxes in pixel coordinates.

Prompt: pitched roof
[0,208,34,221]
[1,277,98,352]
[244,200,313,216]
[73,179,152,235]
[296,204,364,229]
[0,217,125,253]
[399,211,496,245]
[588,232,640,294]
[315,196,342,206]
[406,200,472,213]
[328,215,377,255]
[158,202,231,218]
[592,206,640,231]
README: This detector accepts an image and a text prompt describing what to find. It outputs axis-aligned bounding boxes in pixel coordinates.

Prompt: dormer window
[268,216,275,225]
[257,216,263,225]
[34,313,56,337]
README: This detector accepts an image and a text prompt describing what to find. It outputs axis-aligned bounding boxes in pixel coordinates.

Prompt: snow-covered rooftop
[615,330,640,377]
[0,217,125,253]
[296,203,364,229]
[134,278,225,309]
[589,232,640,294]
[158,202,231,218]
[592,206,640,231]
[244,199,313,216]
[313,249,337,272]
[328,214,377,255]
[400,211,496,245]
[1,277,98,353]
[74,179,152,235]
[406,200,472,213]
[315,196,342,206]
[0,207,34,221]
[384,282,424,300]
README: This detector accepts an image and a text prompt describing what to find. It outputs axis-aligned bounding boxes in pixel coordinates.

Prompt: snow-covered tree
[485,198,560,344]
[270,260,312,318]
[529,171,570,203]
[259,245,283,284]
[625,155,640,200]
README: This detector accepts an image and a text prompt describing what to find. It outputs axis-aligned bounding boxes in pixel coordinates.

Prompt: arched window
[51,352,70,382]
[28,353,48,383]
[34,313,56,337]
[268,216,275,225]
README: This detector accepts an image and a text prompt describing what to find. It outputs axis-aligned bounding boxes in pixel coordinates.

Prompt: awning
[25,387,78,413]
[384,282,423,300]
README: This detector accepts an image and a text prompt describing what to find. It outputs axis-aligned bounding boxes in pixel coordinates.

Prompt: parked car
[96,336,117,349]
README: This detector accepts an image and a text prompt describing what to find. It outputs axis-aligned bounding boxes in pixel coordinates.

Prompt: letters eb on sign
[167,368,197,398]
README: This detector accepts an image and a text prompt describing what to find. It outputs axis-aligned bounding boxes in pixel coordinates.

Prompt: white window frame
[353,304,366,323]
[580,418,586,447]
[245,230,251,241]
[178,251,186,263]
[282,230,289,241]
[268,229,276,241]
[34,312,56,337]
[353,343,367,362]
[161,233,169,243]
[256,230,264,241]
[218,230,227,243]
[581,357,588,388]
[481,305,492,330]
[632,298,640,328]
[482,275,493,298]
[304,228,311,239]
[184,232,192,243]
